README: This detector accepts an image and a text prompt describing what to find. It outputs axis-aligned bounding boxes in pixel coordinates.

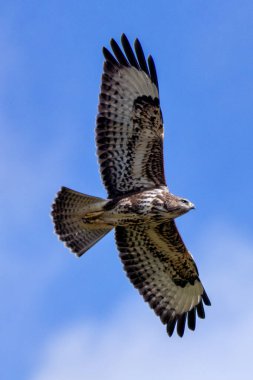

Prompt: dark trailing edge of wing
[102,34,159,91]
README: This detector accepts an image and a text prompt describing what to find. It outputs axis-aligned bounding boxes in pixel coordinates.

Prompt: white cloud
[30,225,253,380]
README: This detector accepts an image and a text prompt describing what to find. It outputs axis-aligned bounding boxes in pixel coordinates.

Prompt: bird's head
[162,194,195,219]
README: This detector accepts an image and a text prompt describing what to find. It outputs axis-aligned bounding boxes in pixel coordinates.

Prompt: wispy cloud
[30,224,253,380]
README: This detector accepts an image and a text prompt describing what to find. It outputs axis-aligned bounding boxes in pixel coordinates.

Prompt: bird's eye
[181,199,188,205]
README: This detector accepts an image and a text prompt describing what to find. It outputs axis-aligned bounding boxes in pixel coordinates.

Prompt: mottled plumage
[51,34,211,337]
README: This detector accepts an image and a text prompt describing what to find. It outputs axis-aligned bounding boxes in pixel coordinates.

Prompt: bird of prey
[51,34,211,337]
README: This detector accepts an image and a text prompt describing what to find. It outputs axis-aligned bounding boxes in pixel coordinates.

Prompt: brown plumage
[51,34,211,337]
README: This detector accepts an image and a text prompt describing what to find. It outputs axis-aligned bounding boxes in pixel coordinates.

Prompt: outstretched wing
[96,34,166,198]
[115,221,211,337]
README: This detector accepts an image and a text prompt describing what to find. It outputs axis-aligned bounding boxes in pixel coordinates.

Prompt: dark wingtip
[103,35,159,91]
[187,307,196,331]
[134,38,149,76]
[166,318,177,337]
[177,313,187,337]
[203,290,211,306]
[148,55,159,91]
[121,34,140,70]
[110,38,129,66]
[102,46,119,66]
[196,300,205,319]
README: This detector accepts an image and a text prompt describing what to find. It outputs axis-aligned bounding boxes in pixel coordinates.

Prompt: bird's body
[52,34,211,337]
[82,186,194,226]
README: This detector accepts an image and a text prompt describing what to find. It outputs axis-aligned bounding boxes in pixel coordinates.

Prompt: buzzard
[51,34,211,337]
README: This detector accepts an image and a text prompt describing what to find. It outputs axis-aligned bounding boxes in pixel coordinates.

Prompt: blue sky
[1,1,253,379]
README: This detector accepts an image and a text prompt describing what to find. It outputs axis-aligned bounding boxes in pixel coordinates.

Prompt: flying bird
[51,34,211,337]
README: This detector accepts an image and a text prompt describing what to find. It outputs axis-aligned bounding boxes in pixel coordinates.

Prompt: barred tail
[51,187,112,257]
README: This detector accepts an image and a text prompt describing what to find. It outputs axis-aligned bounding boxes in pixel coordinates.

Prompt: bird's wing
[96,34,166,198]
[115,221,211,337]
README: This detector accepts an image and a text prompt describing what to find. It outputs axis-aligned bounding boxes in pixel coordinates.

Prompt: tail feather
[51,187,112,256]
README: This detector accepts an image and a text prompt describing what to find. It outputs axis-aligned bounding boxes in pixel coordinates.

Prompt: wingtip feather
[166,318,177,337]
[187,307,196,331]
[203,289,211,306]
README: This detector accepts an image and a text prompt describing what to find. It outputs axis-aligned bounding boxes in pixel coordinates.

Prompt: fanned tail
[51,187,112,256]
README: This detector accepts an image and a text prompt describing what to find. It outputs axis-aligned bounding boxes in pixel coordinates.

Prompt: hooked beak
[190,202,196,210]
